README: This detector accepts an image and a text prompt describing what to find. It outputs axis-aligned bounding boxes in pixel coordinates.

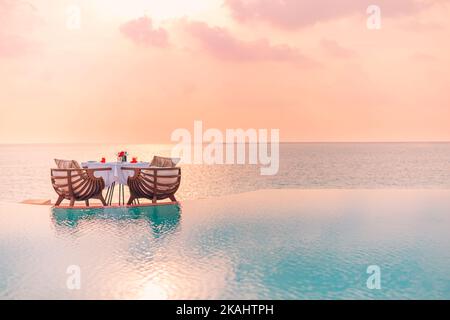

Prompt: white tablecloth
[81,162,150,187]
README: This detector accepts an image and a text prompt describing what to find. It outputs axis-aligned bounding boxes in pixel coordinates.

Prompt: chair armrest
[121,167,181,180]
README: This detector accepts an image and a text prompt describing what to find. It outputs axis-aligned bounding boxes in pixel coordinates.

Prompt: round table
[81,161,150,205]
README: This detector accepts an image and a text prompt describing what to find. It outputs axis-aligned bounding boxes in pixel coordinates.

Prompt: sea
[0,142,449,203]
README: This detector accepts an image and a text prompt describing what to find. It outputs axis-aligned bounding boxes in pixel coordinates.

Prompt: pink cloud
[0,33,34,57]
[225,0,435,29]
[0,0,38,24]
[0,0,14,15]
[184,21,312,63]
[0,0,39,58]
[120,16,169,47]
[320,39,356,59]
[411,52,436,62]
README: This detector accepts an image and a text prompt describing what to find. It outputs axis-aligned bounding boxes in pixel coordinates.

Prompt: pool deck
[4,189,450,213]
[5,188,450,215]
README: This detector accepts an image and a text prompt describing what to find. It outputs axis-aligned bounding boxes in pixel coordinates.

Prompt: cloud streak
[320,39,356,59]
[120,16,169,47]
[0,0,39,58]
[225,0,435,29]
[184,21,312,63]
[0,33,34,57]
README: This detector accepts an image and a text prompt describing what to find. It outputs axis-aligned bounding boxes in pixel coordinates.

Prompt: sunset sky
[0,0,449,143]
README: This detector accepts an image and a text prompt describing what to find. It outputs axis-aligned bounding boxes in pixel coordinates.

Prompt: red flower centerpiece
[117,151,128,162]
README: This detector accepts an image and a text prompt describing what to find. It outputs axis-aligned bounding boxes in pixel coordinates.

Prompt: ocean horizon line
[1,141,450,146]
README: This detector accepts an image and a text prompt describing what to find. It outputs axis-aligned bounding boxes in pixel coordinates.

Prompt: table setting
[81,151,150,205]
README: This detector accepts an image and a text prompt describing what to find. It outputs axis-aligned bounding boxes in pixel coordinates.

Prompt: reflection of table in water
[81,161,150,205]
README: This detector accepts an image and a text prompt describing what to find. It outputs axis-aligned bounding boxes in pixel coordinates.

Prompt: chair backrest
[150,156,180,167]
[54,159,81,169]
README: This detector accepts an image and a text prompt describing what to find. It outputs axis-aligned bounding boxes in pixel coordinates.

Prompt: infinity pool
[1,189,449,299]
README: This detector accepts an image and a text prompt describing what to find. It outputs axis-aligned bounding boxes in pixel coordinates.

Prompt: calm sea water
[0,143,449,203]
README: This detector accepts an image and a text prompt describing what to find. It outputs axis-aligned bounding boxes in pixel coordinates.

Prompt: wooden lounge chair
[122,167,181,205]
[51,168,111,207]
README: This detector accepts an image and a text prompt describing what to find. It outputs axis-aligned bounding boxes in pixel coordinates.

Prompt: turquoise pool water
[1,189,449,299]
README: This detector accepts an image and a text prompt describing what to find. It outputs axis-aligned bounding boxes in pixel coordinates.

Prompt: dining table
[81,161,150,205]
